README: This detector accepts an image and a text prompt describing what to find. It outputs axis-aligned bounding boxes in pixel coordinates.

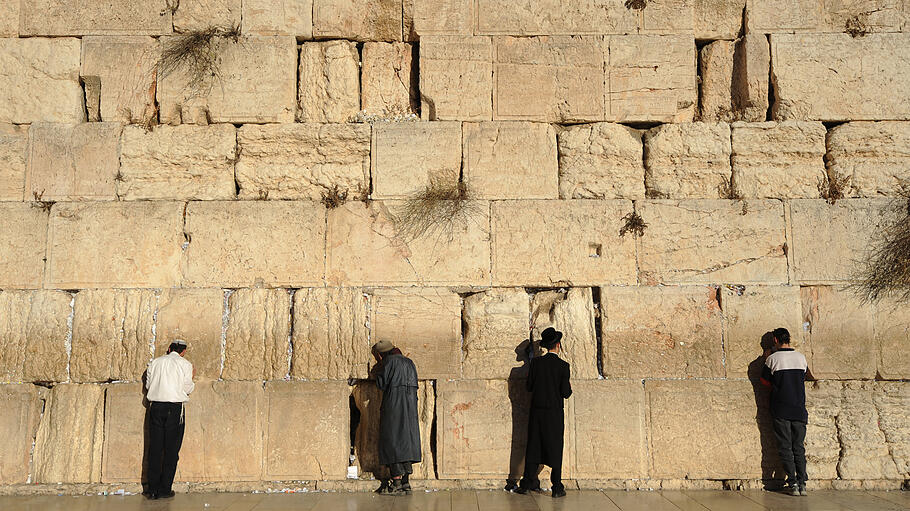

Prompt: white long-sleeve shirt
[146,352,195,403]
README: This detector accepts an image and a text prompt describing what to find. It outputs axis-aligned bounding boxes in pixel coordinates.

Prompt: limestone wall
[1,0,909,494]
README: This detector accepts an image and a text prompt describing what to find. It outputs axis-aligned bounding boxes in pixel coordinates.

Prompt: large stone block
[371,121,461,199]
[46,202,184,288]
[698,41,735,122]
[732,33,770,123]
[648,380,763,479]
[637,200,789,284]
[644,122,732,199]
[236,123,370,200]
[19,0,172,35]
[804,381,843,480]
[573,380,646,479]
[404,0,473,39]
[0,291,70,383]
[242,0,313,37]
[0,38,84,123]
[420,36,493,120]
[462,288,529,379]
[0,203,48,289]
[26,123,121,201]
[607,35,696,123]
[491,200,636,286]
[747,0,822,32]
[313,0,402,41]
[100,383,145,483]
[0,0,18,36]
[173,0,241,33]
[371,288,462,379]
[80,36,158,123]
[770,34,910,121]
[530,288,599,379]
[827,121,910,197]
[493,36,604,122]
[264,381,349,480]
[298,41,360,123]
[802,286,876,379]
[362,42,418,116]
[290,288,371,380]
[476,0,693,35]
[70,290,155,383]
[695,0,745,39]
[183,201,326,287]
[838,381,902,479]
[873,382,910,478]
[223,289,291,381]
[155,289,224,381]
[0,124,27,201]
[876,299,910,379]
[463,122,558,199]
[326,200,491,286]
[159,36,297,124]
[557,123,644,200]
[823,0,904,33]
[0,385,41,484]
[731,121,826,199]
[33,384,105,483]
[600,286,724,378]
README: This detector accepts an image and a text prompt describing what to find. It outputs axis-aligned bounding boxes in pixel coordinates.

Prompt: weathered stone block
[371,288,462,379]
[0,0,18,37]
[242,0,313,37]
[731,121,826,199]
[313,0,402,41]
[264,381,348,480]
[298,41,361,123]
[644,123,732,199]
[326,201,491,286]
[804,381,842,480]
[155,289,224,381]
[600,286,723,378]
[19,0,172,35]
[637,200,789,284]
[699,41,735,122]
[771,33,910,121]
[362,42,418,116]
[0,291,70,383]
[404,0,472,39]
[491,200,636,286]
[100,383,145,482]
[159,36,297,124]
[824,0,904,33]
[827,121,910,197]
[0,38,84,123]
[173,0,241,33]
[33,384,104,483]
[223,289,291,381]
[530,288,599,379]
[420,36,493,120]
[0,203,47,289]
[236,123,370,200]
[839,381,902,479]
[573,380,646,479]
[732,33,770,122]
[873,382,910,478]
[747,0,822,32]
[0,124,27,201]
[290,288,371,380]
[80,36,158,123]
[463,122,558,199]
[557,123,644,200]
[695,0,745,39]
[0,385,41,484]
[607,35,696,123]
[70,290,155,383]
[46,202,184,288]
[493,36,604,122]
[462,288,529,379]
[474,0,646,35]
[26,123,121,201]
[371,121,461,199]
[183,201,326,287]
[876,299,910,380]
[802,286,876,379]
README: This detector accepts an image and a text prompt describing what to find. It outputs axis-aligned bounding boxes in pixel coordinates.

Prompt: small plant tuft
[717,177,743,201]
[256,189,269,200]
[624,0,647,10]
[849,201,910,304]
[619,211,648,238]
[321,185,348,209]
[157,25,242,95]
[30,191,54,213]
[845,14,870,38]
[818,172,851,204]
[394,175,481,241]
[348,105,419,123]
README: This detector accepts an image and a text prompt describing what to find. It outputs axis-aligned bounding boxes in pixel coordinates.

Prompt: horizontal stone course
[19,0,173,35]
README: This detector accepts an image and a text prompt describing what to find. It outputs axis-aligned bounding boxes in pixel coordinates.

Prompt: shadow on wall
[140,371,150,494]
[749,331,785,489]
[506,339,533,489]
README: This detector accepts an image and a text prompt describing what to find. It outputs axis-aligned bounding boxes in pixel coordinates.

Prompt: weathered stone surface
[47,202,184,288]
[648,380,763,479]
[827,121,910,197]
[462,288,529,379]
[362,43,418,116]
[0,291,70,383]
[19,0,172,35]
[236,123,369,200]
[695,0,745,39]
[155,289,224,381]
[371,121,461,199]
[159,36,297,124]
[804,381,842,480]
[491,200,636,286]
[771,33,910,121]
[264,381,348,479]
[242,0,313,37]
[876,299,910,379]
[731,121,826,199]
[530,288,599,379]
[802,286,876,379]
[644,123,732,199]
[637,200,789,284]
[699,41,735,122]
[80,36,158,123]
[732,33,770,122]
[100,383,145,482]
[600,286,724,378]
[747,0,822,32]
[608,35,696,123]
[0,124,27,201]
[0,0,18,37]
[183,201,326,287]
[26,123,121,201]
[313,0,401,41]
[873,382,910,478]
[0,203,47,289]
[838,381,903,480]
[298,41,360,123]
[404,0,472,39]
[557,123,644,200]
[573,380,646,479]
[33,384,105,483]
[70,290,155,383]
[223,289,291,381]
[371,288,462,379]
[420,36,493,121]
[290,288,371,380]
[326,201,490,286]
[0,38,84,123]
[0,385,41,484]
[493,36,604,122]
[823,0,904,33]
[463,122,558,199]
[722,286,805,378]
[173,0,241,33]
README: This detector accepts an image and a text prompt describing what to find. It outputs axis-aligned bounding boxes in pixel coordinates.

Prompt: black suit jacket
[526,352,572,409]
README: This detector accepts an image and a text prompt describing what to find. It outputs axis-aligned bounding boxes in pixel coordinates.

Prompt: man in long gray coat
[373,340,421,495]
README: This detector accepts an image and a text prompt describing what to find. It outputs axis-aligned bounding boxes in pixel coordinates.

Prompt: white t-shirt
[146,352,195,403]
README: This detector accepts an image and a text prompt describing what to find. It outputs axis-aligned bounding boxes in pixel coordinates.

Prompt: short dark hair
[167,342,187,354]
[772,328,791,345]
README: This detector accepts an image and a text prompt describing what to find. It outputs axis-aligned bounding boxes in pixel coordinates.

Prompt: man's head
[167,340,188,356]
[772,327,791,348]
[540,327,563,353]
[372,340,394,360]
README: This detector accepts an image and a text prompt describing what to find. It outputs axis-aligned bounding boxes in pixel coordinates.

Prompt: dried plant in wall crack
[624,0,647,10]
[156,25,241,96]
[619,211,648,238]
[845,14,870,38]
[30,191,54,213]
[394,175,482,242]
[849,199,910,304]
[321,185,349,209]
[818,172,851,204]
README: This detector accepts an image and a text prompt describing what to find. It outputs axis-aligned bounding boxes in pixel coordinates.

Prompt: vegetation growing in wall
[321,185,349,209]
[619,211,648,238]
[818,172,851,204]
[624,0,647,10]
[394,174,481,241]
[845,14,870,38]
[157,25,241,95]
[30,191,54,213]
[851,188,910,304]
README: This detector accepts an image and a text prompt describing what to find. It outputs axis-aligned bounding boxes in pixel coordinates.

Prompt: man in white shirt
[144,340,195,500]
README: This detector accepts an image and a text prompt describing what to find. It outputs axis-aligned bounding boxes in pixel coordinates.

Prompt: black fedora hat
[540,327,563,349]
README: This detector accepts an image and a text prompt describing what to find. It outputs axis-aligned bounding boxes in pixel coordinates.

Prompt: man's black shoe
[157,490,176,500]
[513,486,541,495]
[552,488,567,498]
[142,491,157,500]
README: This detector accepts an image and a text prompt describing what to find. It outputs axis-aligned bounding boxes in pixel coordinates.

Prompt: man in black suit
[515,327,572,498]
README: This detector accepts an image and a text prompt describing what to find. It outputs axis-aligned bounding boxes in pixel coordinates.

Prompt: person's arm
[560,363,572,399]
[759,359,773,388]
[183,362,195,395]
[376,358,388,391]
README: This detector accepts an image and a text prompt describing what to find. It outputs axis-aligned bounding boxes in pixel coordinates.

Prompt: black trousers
[389,462,412,481]
[147,402,185,494]
[773,418,807,485]
[519,409,564,492]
